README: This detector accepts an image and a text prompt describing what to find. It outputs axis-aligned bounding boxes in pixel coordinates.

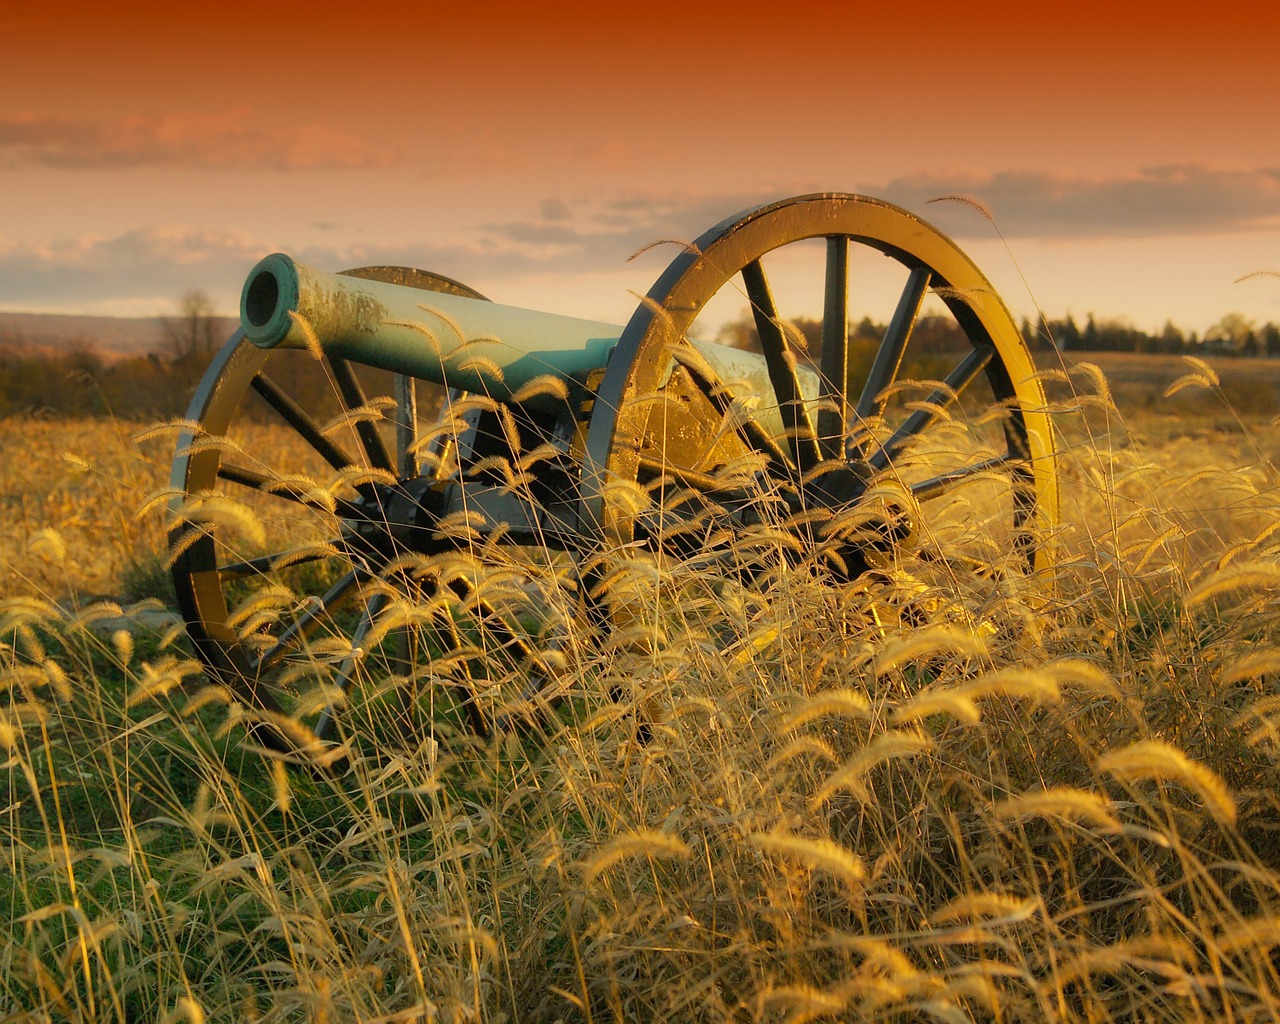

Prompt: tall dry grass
[2,356,1280,1022]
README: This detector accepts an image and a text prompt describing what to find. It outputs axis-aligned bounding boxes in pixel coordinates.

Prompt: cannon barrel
[240,253,817,420]
[241,253,623,409]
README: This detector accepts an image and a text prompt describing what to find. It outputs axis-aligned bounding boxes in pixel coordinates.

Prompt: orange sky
[2,1,1279,333]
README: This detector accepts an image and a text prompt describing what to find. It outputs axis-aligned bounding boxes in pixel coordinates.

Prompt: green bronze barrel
[240,253,818,426]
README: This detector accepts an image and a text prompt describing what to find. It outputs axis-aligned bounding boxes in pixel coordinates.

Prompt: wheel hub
[339,478,440,560]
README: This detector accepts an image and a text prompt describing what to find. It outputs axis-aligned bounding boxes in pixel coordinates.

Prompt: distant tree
[1082,314,1098,350]
[853,316,880,342]
[1263,322,1280,358]
[1157,320,1185,354]
[1204,312,1256,354]
[1058,314,1081,350]
[1032,314,1054,349]
[163,290,220,365]
[715,310,754,350]
[909,316,965,352]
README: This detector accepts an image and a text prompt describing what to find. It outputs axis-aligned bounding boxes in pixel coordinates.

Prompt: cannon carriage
[169,193,1057,760]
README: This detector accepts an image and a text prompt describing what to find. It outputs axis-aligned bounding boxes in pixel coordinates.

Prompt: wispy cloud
[471,170,1280,268]
[0,227,270,311]
[0,110,400,171]
[539,197,572,221]
[8,166,1280,317]
[880,167,1280,238]
[479,188,786,267]
[0,226,542,314]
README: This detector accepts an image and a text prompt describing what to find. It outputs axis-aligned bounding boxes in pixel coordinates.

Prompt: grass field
[2,351,1280,1022]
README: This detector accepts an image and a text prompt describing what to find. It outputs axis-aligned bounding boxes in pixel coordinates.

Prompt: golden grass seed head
[1185,561,1280,609]
[778,689,872,733]
[747,831,865,890]
[891,690,982,726]
[0,709,19,748]
[1097,739,1237,826]
[160,997,207,1024]
[993,786,1122,832]
[60,451,93,472]
[286,309,325,360]
[1213,916,1280,955]
[26,528,67,563]
[581,829,691,884]
[111,628,134,666]
[927,892,1040,929]
[758,983,854,1024]
[811,730,935,807]
[873,625,989,677]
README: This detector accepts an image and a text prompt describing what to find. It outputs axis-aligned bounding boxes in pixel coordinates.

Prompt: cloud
[0,224,581,314]
[539,197,572,221]
[879,166,1280,238]
[9,167,1280,317]
[0,227,271,312]
[485,221,582,245]
[468,170,1280,276]
[0,110,400,171]
[482,188,786,262]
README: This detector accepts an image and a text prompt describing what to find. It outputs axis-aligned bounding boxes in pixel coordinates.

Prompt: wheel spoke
[742,259,822,472]
[395,374,419,478]
[817,235,849,458]
[251,371,358,473]
[217,546,336,581]
[216,461,363,518]
[868,343,994,472]
[854,266,931,424]
[253,569,362,673]
[909,452,1019,502]
[328,357,396,474]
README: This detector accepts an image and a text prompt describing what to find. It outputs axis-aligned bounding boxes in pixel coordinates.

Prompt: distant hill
[0,311,240,361]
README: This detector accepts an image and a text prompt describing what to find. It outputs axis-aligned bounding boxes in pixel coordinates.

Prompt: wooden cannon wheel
[582,193,1057,579]
[168,267,546,761]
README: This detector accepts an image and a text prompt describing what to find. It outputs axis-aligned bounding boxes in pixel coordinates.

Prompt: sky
[2,0,1279,339]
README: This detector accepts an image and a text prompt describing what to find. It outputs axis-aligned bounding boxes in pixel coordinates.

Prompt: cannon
[169,193,1058,759]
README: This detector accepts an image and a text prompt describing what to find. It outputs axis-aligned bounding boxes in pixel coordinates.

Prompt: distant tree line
[1021,312,1280,358]
[0,290,420,423]
[716,314,970,355]
[717,310,1280,361]
[0,291,226,419]
[3,296,1279,420]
